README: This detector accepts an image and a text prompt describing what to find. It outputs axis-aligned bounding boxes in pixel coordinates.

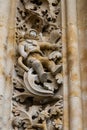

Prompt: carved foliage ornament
[12,0,63,130]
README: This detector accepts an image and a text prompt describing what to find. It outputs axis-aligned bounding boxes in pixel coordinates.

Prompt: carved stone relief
[12,0,63,129]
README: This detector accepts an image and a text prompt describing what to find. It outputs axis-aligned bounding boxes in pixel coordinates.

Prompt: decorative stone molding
[12,0,63,130]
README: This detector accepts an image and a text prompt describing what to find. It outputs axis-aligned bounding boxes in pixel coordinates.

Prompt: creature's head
[24,29,39,40]
[18,29,43,43]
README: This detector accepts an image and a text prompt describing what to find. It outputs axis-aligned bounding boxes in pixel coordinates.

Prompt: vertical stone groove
[61,0,69,130]
[66,0,83,130]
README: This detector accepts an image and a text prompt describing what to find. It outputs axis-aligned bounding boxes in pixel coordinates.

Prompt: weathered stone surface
[11,0,63,130]
[77,0,87,130]
[0,0,87,130]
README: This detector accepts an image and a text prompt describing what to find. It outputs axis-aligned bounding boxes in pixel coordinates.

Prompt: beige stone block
[63,100,69,130]
[69,97,83,130]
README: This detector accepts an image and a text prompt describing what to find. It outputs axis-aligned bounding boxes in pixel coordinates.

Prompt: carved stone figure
[18,29,62,83]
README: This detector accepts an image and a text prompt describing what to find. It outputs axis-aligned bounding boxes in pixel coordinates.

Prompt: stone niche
[11,0,63,130]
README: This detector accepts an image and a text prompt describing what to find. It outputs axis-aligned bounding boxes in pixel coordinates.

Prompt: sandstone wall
[0,0,87,130]
[77,0,87,130]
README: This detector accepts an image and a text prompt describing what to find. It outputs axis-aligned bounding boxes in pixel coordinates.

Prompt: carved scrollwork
[12,0,63,129]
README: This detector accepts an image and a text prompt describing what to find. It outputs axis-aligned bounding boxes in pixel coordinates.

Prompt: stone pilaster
[66,0,83,130]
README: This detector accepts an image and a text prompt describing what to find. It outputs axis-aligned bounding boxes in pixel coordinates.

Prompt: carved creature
[18,29,62,84]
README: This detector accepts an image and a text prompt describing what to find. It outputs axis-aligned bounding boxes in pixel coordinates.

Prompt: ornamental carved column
[11,0,63,130]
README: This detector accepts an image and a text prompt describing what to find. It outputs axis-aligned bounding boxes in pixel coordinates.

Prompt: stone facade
[0,0,87,130]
